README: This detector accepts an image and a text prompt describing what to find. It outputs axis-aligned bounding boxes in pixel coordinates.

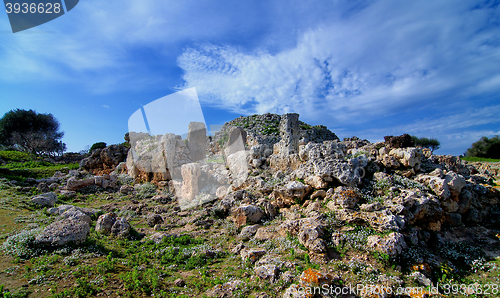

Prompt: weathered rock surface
[367,232,407,257]
[270,181,312,207]
[80,144,129,175]
[231,205,265,227]
[95,213,117,235]
[35,219,90,247]
[31,192,57,207]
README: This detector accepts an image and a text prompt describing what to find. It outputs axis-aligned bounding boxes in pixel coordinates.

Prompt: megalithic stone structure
[277,113,300,155]
[181,163,201,202]
[187,122,207,163]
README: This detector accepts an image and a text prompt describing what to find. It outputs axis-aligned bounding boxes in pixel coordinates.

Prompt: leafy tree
[465,135,500,159]
[411,135,441,152]
[0,109,65,156]
[90,142,107,151]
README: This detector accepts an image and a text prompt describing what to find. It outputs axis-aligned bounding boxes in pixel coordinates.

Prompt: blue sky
[0,0,499,155]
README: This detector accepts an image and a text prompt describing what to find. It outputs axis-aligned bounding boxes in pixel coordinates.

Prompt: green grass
[0,151,32,161]
[461,156,500,162]
[0,160,79,181]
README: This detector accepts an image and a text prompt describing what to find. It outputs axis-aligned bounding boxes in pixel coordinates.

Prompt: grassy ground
[461,156,500,163]
[0,151,79,181]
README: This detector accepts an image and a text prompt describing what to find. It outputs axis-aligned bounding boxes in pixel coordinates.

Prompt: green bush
[0,150,32,161]
[1,228,44,259]
[410,136,440,152]
[136,182,157,199]
[90,142,107,151]
[465,135,500,159]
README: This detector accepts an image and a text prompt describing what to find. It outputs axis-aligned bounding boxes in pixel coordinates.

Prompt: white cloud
[102,105,110,109]
[178,0,500,125]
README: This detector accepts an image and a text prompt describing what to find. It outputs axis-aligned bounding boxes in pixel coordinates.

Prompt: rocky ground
[0,113,499,298]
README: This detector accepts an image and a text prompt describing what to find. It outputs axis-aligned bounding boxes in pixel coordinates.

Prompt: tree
[90,142,107,151]
[0,109,65,156]
[411,135,441,152]
[465,136,500,159]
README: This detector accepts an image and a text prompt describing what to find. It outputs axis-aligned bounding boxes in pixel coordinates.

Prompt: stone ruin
[125,121,248,210]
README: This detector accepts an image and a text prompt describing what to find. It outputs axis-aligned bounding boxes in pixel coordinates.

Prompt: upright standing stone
[187,122,207,162]
[181,163,201,201]
[276,113,300,155]
[224,127,246,157]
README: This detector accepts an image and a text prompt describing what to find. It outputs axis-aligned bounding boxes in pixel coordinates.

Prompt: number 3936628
[5,2,61,13]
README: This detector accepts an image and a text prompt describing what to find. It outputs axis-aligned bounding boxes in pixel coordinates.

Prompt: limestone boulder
[444,171,466,198]
[333,209,401,232]
[34,219,90,247]
[328,186,359,209]
[95,213,117,234]
[255,265,279,282]
[31,192,57,208]
[304,175,328,189]
[66,177,95,191]
[231,205,265,228]
[271,181,312,207]
[59,208,91,224]
[239,224,262,240]
[367,232,407,257]
[111,218,131,238]
[388,147,422,169]
[416,175,451,199]
[226,151,249,188]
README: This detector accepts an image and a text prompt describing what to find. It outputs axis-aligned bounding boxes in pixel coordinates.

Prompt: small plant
[136,182,157,199]
[1,228,44,259]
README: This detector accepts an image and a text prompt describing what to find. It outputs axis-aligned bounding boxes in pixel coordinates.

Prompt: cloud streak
[177,0,500,154]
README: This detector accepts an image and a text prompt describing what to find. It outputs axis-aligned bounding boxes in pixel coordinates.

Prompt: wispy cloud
[177,0,500,154]
[102,105,110,109]
[179,1,500,120]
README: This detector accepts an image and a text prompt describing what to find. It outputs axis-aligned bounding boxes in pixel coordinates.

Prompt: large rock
[279,217,327,254]
[126,132,189,182]
[255,264,279,282]
[444,172,466,198]
[328,186,359,209]
[379,155,401,168]
[80,144,129,174]
[388,147,422,169]
[180,163,201,201]
[31,192,57,207]
[231,205,265,228]
[34,219,90,247]
[111,218,131,238]
[332,209,401,232]
[59,208,91,224]
[239,224,262,240]
[269,153,302,172]
[311,158,366,187]
[254,226,279,241]
[187,122,207,162]
[304,176,328,189]
[416,175,451,199]
[224,127,247,157]
[367,232,407,257]
[271,181,312,207]
[66,177,95,191]
[274,113,300,155]
[95,213,117,235]
[226,151,249,188]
